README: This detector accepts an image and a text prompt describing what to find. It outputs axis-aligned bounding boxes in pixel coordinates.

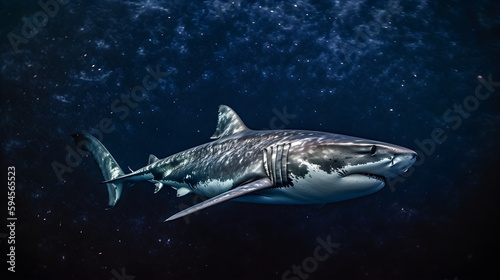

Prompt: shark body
[73,105,416,222]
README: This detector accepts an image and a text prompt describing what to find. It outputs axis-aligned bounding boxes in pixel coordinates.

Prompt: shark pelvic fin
[165,178,273,222]
[176,187,192,197]
[210,105,249,139]
[154,182,164,193]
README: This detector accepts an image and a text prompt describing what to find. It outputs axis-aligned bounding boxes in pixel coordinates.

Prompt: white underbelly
[234,168,385,205]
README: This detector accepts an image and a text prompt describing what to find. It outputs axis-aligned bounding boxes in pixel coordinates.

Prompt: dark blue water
[1,0,499,279]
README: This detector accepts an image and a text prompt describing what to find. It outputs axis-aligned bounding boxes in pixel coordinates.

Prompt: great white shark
[72,105,417,222]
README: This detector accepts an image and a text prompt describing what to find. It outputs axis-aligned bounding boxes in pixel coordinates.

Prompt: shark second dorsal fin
[210,105,249,139]
[148,154,159,164]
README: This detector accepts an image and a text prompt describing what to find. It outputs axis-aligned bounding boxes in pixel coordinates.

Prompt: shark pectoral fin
[165,177,273,222]
[176,187,192,197]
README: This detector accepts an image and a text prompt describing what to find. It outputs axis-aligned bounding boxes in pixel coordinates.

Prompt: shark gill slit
[282,143,291,187]
[262,148,270,180]
[275,145,283,186]
[262,144,291,188]
[270,146,276,185]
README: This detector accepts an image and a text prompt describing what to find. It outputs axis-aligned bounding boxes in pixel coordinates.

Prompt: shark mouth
[342,172,386,183]
[356,172,386,182]
[337,169,386,182]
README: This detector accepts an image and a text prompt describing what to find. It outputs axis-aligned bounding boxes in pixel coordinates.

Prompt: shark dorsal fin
[210,105,249,139]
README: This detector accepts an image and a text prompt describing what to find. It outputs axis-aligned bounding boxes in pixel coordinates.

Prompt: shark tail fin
[72,133,125,209]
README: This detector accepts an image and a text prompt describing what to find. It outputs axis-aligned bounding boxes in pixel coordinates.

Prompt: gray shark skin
[72,105,417,222]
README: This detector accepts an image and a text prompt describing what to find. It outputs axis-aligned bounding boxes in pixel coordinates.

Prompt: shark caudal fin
[72,134,125,209]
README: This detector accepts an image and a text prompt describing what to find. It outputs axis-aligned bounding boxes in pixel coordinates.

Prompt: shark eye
[370,145,377,156]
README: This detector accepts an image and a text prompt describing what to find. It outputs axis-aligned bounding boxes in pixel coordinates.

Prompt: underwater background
[1,0,499,279]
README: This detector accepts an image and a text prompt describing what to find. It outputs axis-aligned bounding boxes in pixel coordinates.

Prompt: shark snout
[388,150,417,178]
